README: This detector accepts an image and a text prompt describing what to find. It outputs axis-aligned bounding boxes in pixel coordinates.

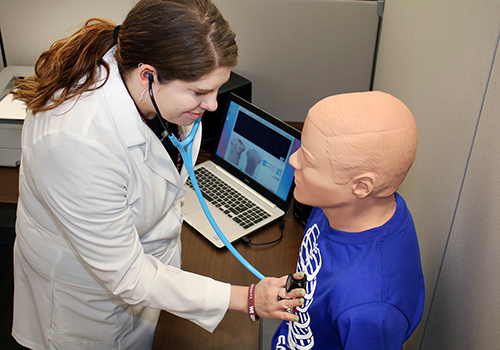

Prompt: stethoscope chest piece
[286,273,307,292]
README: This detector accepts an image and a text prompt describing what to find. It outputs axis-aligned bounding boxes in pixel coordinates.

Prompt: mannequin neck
[323,194,396,233]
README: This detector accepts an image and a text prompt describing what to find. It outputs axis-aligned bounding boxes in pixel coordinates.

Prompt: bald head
[307,91,418,197]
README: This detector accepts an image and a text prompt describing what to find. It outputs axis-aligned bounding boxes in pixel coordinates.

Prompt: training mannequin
[272,91,425,350]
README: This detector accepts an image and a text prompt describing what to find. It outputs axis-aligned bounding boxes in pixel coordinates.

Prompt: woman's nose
[201,93,218,111]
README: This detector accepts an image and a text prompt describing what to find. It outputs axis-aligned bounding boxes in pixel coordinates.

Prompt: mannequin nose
[289,150,301,170]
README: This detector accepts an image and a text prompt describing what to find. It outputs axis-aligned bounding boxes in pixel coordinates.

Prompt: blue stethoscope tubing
[169,119,266,280]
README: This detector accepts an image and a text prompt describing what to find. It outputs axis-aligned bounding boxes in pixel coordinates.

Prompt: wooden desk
[0,167,19,204]
[152,209,305,350]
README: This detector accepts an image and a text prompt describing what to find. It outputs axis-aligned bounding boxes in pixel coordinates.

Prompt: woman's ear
[137,63,157,87]
[351,174,375,199]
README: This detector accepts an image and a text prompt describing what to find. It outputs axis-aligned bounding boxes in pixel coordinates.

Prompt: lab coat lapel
[142,124,202,191]
[142,131,185,191]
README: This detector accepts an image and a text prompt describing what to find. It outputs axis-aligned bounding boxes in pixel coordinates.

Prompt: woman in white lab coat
[10,1,305,349]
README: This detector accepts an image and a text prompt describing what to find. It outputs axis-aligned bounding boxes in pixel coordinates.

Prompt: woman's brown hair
[11,0,238,114]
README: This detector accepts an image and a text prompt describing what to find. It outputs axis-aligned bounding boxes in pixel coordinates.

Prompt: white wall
[0,0,379,122]
[0,0,136,65]
[213,0,379,121]
[373,0,500,349]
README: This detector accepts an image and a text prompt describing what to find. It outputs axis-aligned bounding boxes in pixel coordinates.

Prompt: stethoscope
[147,73,266,280]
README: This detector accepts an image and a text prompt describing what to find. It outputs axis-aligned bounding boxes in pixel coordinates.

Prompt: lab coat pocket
[51,279,133,347]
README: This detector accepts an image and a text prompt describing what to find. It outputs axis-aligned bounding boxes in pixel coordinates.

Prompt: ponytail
[11,18,116,114]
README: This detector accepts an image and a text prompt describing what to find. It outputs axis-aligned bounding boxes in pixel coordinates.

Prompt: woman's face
[151,67,231,126]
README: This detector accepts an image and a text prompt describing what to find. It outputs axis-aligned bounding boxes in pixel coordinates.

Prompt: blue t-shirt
[272,193,425,350]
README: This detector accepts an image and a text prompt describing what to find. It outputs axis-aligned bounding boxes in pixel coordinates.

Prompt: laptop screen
[214,94,301,203]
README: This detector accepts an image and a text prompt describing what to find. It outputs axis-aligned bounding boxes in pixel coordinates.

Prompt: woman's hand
[255,272,306,322]
[229,272,306,322]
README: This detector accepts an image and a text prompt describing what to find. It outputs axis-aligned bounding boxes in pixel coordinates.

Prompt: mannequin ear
[351,174,375,199]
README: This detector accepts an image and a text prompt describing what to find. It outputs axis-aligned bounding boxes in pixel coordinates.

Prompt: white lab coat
[12,48,231,350]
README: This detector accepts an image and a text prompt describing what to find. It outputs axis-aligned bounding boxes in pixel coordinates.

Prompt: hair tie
[113,25,121,44]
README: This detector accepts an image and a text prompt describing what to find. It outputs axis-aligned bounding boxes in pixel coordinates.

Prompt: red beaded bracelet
[248,284,259,322]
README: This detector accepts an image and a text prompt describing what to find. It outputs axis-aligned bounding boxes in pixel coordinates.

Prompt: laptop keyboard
[186,167,271,229]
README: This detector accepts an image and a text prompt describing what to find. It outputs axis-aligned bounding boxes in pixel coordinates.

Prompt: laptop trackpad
[182,190,201,215]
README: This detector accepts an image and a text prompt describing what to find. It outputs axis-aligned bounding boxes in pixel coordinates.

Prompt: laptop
[182,93,301,248]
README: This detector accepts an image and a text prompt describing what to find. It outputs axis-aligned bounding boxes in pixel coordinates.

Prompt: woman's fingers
[254,272,307,321]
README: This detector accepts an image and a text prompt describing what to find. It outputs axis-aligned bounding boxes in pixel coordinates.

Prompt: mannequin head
[290,91,417,210]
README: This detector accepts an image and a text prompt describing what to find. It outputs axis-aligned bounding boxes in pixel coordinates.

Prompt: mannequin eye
[302,149,314,167]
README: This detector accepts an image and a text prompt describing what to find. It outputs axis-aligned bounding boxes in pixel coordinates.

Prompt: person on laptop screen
[272,91,425,350]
